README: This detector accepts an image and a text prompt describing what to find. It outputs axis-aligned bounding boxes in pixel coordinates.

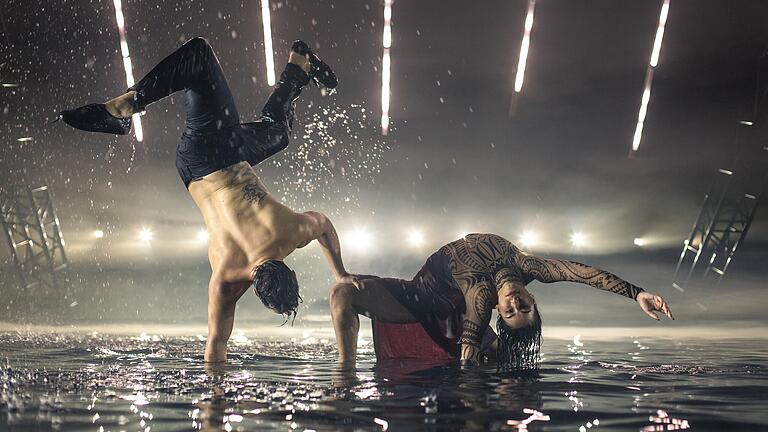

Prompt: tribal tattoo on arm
[515,254,645,299]
[242,183,266,206]
[459,282,496,365]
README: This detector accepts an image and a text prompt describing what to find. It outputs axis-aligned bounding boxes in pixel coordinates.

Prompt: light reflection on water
[1,333,766,431]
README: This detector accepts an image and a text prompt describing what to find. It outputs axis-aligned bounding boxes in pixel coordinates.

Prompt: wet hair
[252,260,302,324]
[496,305,542,372]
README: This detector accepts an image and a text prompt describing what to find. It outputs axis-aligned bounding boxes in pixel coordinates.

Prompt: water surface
[1,332,766,431]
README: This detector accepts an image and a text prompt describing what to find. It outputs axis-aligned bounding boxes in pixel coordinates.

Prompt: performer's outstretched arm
[299,211,350,282]
[515,254,674,320]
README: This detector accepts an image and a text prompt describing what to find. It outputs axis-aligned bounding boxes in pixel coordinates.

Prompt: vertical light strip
[112,0,143,142]
[381,0,392,135]
[632,0,670,152]
[261,0,276,86]
[514,0,536,93]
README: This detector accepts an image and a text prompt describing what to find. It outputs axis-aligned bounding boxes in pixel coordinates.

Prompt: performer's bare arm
[459,281,496,366]
[298,211,352,282]
[515,253,674,320]
[204,278,250,363]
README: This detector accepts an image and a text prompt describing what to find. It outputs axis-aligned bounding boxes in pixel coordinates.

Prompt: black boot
[291,40,338,89]
[54,103,132,135]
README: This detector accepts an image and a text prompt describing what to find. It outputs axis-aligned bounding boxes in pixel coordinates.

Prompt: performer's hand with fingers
[636,292,674,321]
[337,274,380,290]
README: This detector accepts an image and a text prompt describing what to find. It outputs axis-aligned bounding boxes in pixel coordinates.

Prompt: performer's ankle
[288,51,310,74]
[105,91,136,118]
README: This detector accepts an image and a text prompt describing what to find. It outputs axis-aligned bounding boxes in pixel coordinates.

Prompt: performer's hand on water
[636,292,674,321]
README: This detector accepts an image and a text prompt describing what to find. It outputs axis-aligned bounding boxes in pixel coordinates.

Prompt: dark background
[0,0,766,331]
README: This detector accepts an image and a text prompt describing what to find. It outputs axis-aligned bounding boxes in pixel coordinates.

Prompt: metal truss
[0,185,69,292]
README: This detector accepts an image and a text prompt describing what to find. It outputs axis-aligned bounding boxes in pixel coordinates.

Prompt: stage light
[570,231,586,248]
[519,230,538,248]
[346,228,374,253]
[94,230,105,239]
[407,229,424,247]
[633,237,646,247]
[631,0,671,152]
[111,0,143,142]
[138,227,153,243]
[513,0,537,93]
[197,229,209,243]
[260,0,276,86]
[649,0,670,68]
[381,0,393,135]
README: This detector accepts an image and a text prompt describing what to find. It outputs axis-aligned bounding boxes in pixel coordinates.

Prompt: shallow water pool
[1,332,766,431]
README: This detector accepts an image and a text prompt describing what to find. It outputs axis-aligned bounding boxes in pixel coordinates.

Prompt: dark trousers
[128,37,309,188]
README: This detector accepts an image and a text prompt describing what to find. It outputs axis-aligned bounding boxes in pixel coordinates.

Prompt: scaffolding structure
[673,53,768,289]
[0,185,69,292]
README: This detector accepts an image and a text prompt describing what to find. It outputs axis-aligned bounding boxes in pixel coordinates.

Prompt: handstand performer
[57,37,357,362]
[330,233,674,370]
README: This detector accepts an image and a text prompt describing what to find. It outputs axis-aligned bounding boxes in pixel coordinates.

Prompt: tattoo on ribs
[243,183,266,206]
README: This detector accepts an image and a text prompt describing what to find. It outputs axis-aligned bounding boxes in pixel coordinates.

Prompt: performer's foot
[55,102,133,135]
[291,40,338,89]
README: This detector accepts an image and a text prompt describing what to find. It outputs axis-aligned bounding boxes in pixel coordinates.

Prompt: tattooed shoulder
[243,182,266,206]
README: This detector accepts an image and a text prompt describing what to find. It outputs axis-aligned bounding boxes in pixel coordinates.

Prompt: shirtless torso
[190,162,312,282]
[190,161,350,362]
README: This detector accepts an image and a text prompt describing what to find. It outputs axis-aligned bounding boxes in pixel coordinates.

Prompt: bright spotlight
[197,229,209,243]
[633,237,646,247]
[138,227,153,243]
[94,230,105,239]
[570,232,586,248]
[519,230,538,248]
[407,229,424,247]
[346,228,374,253]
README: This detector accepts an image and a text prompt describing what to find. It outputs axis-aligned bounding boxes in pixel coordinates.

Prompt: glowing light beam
[513,0,537,93]
[112,0,143,142]
[381,0,393,135]
[631,0,671,152]
[260,0,276,86]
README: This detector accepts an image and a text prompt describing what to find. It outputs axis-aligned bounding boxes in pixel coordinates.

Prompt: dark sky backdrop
[0,0,766,327]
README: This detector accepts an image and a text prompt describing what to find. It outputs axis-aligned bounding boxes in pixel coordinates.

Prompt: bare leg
[105,91,136,118]
[329,279,417,363]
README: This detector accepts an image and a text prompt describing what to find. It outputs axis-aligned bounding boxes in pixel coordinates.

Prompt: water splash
[263,101,391,215]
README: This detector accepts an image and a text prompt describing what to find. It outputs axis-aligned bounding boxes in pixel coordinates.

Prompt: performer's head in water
[495,267,543,370]
[252,260,302,322]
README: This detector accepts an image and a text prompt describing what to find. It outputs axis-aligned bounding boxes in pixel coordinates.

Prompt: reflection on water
[0,333,766,431]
